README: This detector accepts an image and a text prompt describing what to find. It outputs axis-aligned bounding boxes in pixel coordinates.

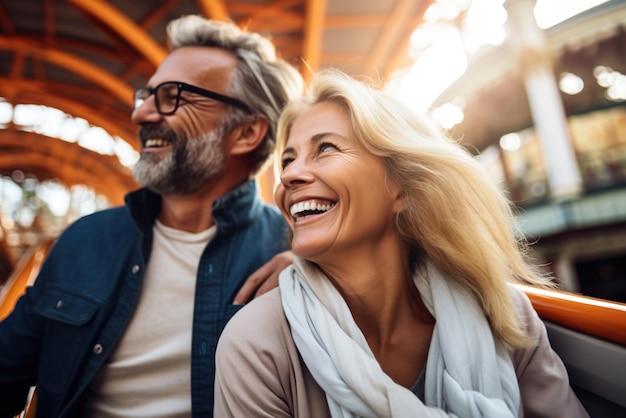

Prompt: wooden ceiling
[0,0,435,204]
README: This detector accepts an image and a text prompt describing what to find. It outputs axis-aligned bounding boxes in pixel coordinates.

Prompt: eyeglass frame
[133,81,251,115]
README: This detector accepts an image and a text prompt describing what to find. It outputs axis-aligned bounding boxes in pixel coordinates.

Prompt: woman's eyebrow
[310,132,341,144]
[281,131,349,158]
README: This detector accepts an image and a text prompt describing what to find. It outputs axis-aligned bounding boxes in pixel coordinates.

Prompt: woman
[214,69,588,417]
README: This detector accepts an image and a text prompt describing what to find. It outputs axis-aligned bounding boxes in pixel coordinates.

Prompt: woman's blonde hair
[277,69,553,349]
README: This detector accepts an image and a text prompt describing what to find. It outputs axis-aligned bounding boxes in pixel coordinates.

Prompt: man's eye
[163,91,179,101]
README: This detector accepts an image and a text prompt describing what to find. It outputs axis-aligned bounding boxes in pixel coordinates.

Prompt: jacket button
[56,300,63,309]
[132,264,140,274]
[93,344,103,354]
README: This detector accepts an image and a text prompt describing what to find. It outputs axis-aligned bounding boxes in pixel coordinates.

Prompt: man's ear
[228,117,269,156]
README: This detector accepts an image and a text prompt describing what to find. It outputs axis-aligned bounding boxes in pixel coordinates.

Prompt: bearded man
[0,14,302,418]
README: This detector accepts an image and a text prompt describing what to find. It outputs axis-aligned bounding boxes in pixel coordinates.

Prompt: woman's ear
[228,117,269,156]
[393,191,406,215]
[386,175,405,214]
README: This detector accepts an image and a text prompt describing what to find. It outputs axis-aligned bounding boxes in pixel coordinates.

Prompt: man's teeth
[144,139,170,147]
[290,201,334,217]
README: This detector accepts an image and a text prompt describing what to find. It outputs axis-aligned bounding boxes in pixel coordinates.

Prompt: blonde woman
[214,69,588,418]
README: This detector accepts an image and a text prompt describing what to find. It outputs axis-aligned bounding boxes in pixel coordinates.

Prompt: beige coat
[214,287,588,418]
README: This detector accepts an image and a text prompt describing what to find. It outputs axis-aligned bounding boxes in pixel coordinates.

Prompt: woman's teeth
[290,201,335,217]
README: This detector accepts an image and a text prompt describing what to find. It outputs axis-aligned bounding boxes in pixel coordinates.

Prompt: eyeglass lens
[133,82,180,115]
[155,83,180,114]
[134,81,249,115]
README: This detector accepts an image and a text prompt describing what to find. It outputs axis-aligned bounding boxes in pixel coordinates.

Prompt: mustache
[139,123,178,144]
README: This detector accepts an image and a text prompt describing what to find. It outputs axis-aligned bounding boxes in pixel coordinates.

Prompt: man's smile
[144,138,172,148]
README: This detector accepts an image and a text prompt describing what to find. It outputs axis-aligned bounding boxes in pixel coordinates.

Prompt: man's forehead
[148,46,237,85]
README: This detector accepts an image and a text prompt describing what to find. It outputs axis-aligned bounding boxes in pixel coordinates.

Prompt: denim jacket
[0,179,289,417]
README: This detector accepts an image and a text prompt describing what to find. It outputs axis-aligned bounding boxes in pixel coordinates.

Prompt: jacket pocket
[34,287,99,325]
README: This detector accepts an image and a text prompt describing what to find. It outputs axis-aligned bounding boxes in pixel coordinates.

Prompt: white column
[506,0,583,199]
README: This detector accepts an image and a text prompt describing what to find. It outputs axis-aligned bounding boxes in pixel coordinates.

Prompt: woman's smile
[289,199,336,222]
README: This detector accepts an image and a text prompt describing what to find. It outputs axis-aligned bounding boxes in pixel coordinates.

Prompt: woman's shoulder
[216,288,308,401]
[507,284,562,374]
[236,288,285,320]
[507,285,590,417]
[507,284,541,331]
[215,286,331,417]
[219,288,290,351]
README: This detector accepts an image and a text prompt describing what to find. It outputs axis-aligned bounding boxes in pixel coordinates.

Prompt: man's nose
[131,94,162,125]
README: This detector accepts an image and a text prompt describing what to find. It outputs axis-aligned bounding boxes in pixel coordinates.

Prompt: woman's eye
[281,157,294,170]
[319,142,338,153]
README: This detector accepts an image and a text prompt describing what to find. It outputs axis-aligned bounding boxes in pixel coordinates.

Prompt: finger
[253,254,294,298]
[233,270,267,304]
[233,251,294,304]
[254,273,280,299]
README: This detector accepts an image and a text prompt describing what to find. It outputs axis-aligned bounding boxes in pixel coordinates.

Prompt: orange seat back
[0,239,54,321]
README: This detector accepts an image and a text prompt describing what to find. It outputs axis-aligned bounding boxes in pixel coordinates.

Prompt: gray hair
[166,15,303,175]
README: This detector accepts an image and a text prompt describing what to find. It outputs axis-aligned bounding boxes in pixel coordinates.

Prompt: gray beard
[133,128,225,195]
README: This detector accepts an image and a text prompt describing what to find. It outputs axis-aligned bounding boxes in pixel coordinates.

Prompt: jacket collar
[124,179,263,236]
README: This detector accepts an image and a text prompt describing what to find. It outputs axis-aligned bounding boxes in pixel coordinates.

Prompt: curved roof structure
[0,0,435,205]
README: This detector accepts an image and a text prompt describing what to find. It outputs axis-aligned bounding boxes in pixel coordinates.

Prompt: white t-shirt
[81,221,215,417]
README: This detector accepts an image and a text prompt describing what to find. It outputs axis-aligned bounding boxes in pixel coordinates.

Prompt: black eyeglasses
[134,81,250,115]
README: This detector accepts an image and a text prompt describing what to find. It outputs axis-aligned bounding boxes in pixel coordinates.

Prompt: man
[0,15,302,417]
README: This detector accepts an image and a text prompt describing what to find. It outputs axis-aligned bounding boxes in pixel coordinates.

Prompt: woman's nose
[280,159,314,188]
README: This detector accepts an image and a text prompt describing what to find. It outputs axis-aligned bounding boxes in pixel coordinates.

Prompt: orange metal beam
[9,52,24,80]
[0,239,54,321]
[241,14,304,33]
[3,82,138,149]
[228,0,301,15]
[0,152,132,189]
[518,284,626,346]
[380,1,433,80]
[325,15,388,28]
[44,0,55,44]
[362,0,416,80]
[0,131,136,204]
[140,0,181,30]
[0,38,134,105]
[234,0,302,25]
[44,50,133,105]
[67,0,167,67]
[197,0,229,21]
[321,51,368,62]
[302,0,327,82]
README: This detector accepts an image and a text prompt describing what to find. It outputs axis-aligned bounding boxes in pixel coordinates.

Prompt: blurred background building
[422,0,626,302]
[0,0,625,303]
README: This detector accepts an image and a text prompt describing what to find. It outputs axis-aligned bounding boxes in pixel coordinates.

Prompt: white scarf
[279,257,520,418]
